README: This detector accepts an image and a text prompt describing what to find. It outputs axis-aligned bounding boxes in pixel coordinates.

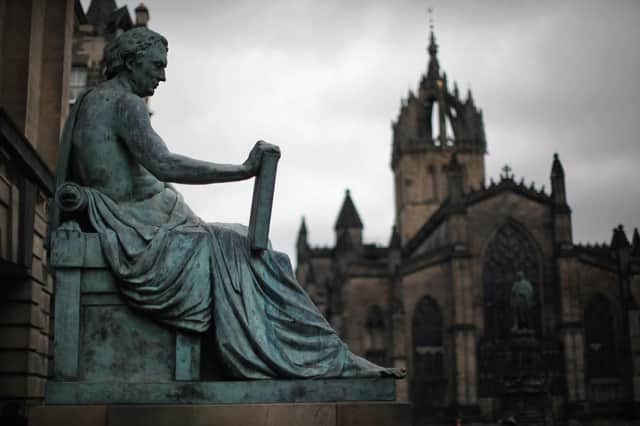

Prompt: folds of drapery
[83,185,393,378]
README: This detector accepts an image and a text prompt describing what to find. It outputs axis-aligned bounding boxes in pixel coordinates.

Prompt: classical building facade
[0,1,148,424]
[296,32,640,425]
[0,1,75,424]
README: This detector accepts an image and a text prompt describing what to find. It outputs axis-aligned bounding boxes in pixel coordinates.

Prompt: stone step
[30,402,410,426]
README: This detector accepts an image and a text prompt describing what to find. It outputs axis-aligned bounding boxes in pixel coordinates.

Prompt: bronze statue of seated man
[51,27,403,380]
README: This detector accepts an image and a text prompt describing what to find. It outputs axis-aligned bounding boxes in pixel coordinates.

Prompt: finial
[551,152,565,177]
[632,228,640,256]
[611,224,631,251]
[135,3,150,27]
[427,7,438,57]
[428,7,434,32]
[500,164,513,180]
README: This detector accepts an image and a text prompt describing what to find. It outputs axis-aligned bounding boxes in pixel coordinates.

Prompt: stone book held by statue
[249,151,280,251]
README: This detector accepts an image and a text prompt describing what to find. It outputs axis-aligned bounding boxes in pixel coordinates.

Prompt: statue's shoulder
[77,84,120,115]
[111,89,149,117]
[77,85,148,132]
[81,83,142,111]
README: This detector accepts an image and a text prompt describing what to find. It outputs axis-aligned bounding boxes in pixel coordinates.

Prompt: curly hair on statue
[103,27,168,80]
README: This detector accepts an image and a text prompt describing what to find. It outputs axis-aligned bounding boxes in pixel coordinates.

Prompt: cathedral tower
[391,31,486,243]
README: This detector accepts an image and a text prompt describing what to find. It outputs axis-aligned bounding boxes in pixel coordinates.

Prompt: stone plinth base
[30,402,410,426]
[45,378,395,405]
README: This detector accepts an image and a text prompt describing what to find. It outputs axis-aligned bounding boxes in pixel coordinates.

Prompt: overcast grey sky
[91,0,640,261]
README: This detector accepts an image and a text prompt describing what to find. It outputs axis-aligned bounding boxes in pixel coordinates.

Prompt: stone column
[557,255,587,414]
[37,0,74,170]
[0,0,73,170]
[0,0,38,132]
[389,264,408,402]
[449,212,479,414]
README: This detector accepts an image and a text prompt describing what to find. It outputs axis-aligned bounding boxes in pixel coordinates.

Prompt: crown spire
[427,7,438,59]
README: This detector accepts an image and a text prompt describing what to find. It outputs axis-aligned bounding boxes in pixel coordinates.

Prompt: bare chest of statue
[71,88,163,201]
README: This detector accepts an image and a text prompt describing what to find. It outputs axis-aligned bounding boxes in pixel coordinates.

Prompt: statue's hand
[243,140,281,176]
[255,140,280,156]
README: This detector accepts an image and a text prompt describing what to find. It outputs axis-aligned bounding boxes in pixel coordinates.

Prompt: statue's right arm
[115,94,255,184]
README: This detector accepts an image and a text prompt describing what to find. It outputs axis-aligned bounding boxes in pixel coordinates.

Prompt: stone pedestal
[45,378,396,405]
[501,330,550,425]
[30,402,410,426]
[43,231,406,424]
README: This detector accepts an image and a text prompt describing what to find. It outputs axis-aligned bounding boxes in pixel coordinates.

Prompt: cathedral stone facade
[296,32,640,425]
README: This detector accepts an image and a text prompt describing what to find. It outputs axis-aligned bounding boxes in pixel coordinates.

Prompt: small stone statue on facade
[510,271,534,331]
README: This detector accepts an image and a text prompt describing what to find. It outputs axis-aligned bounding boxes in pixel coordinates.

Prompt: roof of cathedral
[573,243,620,272]
[404,174,555,256]
[334,190,363,230]
[465,174,553,207]
[308,247,333,257]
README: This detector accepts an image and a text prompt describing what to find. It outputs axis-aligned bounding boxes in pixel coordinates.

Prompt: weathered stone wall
[0,196,52,401]
[341,276,390,356]
[394,149,484,244]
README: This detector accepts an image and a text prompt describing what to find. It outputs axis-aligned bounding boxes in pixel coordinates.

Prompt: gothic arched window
[482,221,540,340]
[585,294,619,379]
[412,296,445,416]
[364,305,387,366]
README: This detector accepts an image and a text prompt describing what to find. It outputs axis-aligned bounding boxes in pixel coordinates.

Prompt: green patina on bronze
[48,27,403,401]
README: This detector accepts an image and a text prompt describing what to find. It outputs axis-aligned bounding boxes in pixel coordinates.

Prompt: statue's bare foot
[382,367,407,378]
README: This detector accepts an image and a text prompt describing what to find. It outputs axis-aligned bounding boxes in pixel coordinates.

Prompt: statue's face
[128,43,167,97]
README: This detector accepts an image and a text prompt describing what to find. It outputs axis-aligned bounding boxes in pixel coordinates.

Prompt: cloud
[108,0,640,260]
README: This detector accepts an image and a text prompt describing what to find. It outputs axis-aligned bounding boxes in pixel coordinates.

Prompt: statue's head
[104,27,168,97]
[517,271,524,279]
